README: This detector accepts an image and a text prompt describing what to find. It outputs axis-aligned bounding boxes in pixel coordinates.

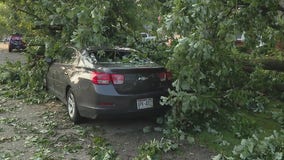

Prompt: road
[0,43,25,64]
[0,43,214,159]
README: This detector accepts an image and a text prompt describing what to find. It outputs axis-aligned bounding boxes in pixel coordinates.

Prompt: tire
[66,89,82,124]
[8,46,12,52]
[43,77,48,91]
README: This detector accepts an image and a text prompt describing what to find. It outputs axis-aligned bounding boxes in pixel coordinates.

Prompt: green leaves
[232,131,284,160]
[161,0,284,138]
[1,0,158,104]
[89,136,117,160]
[134,138,178,160]
[0,59,52,104]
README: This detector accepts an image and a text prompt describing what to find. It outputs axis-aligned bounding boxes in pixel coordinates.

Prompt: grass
[195,98,283,156]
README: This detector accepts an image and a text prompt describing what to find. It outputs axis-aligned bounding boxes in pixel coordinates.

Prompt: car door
[47,48,79,101]
[52,62,70,100]
[46,63,56,95]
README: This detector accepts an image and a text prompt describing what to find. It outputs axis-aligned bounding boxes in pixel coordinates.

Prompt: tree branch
[14,6,44,21]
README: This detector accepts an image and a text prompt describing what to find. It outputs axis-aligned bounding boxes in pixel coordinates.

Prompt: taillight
[158,71,173,81]
[111,74,124,84]
[92,72,111,84]
[91,72,124,85]
[166,71,173,80]
[159,72,167,81]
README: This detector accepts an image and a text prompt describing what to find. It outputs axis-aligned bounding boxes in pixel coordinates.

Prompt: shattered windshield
[86,49,153,64]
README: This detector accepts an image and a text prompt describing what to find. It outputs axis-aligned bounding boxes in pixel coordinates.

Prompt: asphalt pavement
[0,43,26,64]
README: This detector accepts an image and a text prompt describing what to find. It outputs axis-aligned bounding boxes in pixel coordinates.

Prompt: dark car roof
[85,47,135,54]
[10,34,23,40]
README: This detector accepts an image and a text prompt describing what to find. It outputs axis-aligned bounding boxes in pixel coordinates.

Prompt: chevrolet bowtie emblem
[138,76,148,81]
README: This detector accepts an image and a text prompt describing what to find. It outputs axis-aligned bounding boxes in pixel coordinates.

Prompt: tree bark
[261,59,284,72]
[242,58,284,72]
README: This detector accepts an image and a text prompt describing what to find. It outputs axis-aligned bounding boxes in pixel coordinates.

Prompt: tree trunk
[242,58,284,72]
[261,59,284,72]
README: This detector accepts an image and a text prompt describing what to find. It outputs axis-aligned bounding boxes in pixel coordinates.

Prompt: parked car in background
[235,32,266,48]
[140,32,156,42]
[235,32,245,46]
[46,47,172,123]
[8,33,26,52]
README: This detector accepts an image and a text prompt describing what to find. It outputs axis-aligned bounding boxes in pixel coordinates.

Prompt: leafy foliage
[134,138,178,160]
[1,0,284,158]
[271,109,284,128]
[232,130,284,160]
[246,68,284,99]
[0,59,51,104]
[160,0,284,131]
[229,114,257,139]
[89,137,117,160]
[156,1,284,158]
[0,3,10,38]
[0,0,163,103]
[0,2,31,37]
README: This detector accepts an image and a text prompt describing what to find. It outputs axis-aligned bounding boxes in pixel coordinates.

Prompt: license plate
[137,98,153,110]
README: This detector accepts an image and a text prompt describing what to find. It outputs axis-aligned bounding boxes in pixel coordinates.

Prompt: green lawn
[194,98,283,156]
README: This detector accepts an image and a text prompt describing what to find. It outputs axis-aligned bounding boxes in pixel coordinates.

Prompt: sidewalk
[0,42,8,50]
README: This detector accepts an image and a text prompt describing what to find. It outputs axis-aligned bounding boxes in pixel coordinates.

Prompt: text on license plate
[137,98,153,110]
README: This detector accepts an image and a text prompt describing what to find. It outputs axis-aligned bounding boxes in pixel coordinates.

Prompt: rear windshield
[86,50,152,64]
[95,50,130,62]
[10,36,22,41]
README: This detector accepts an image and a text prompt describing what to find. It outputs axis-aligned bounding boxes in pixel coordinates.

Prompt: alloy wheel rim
[67,93,75,118]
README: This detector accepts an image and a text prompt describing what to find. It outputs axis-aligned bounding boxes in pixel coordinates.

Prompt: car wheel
[8,46,12,52]
[43,77,48,91]
[67,89,81,124]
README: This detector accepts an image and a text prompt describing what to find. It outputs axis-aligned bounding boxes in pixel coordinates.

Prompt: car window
[11,36,22,41]
[10,34,23,41]
[76,49,153,68]
[141,33,147,38]
[88,50,152,64]
[94,50,131,62]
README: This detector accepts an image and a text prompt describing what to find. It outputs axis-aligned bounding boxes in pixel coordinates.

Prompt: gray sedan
[46,47,172,123]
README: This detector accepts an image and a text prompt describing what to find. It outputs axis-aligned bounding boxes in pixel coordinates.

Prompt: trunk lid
[96,63,169,94]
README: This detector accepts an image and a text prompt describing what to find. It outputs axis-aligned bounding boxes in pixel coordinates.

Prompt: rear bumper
[9,44,26,49]
[76,84,170,119]
[81,104,170,119]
